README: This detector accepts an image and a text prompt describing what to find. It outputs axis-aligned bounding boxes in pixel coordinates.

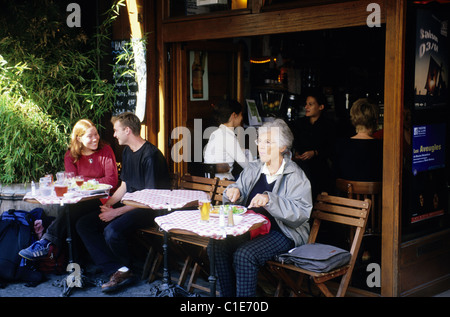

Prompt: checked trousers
[207,230,294,297]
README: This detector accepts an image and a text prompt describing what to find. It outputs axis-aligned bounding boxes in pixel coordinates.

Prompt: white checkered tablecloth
[154,210,267,240]
[122,189,209,209]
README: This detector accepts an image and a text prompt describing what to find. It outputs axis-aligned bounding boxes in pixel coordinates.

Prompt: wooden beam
[162,0,385,42]
[381,0,406,297]
[126,0,143,38]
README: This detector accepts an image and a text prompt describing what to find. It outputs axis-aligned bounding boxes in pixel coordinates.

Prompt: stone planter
[0,183,61,217]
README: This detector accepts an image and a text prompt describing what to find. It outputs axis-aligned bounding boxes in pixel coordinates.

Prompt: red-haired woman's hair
[69,119,103,163]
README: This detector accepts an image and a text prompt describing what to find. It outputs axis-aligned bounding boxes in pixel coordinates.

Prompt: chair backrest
[306,193,371,297]
[308,193,371,257]
[201,163,230,178]
[212,179,235,205]
[335,178,382,234]
[179,173,217,199]
[169,172,179,190]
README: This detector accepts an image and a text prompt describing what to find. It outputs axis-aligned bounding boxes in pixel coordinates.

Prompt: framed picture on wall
[190,51,209,101]
[246,99,262,126]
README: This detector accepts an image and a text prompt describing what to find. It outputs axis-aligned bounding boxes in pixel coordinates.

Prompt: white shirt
[203,124,251,180]
[261,159,286,184]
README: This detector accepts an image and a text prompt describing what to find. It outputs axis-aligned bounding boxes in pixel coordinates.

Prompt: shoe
[19,240,51,261]
[101,270,135,293]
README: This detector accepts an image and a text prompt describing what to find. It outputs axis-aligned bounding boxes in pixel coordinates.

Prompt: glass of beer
[54,182,68,197]
[199,199,211,223]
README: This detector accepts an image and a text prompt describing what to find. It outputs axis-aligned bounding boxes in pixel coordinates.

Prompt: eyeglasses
[255,139,275,146]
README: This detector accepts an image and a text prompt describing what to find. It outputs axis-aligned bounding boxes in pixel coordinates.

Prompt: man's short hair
[111,112,141,135]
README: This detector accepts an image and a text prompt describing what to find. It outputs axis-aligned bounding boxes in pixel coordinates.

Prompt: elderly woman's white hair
[258,119,294,157]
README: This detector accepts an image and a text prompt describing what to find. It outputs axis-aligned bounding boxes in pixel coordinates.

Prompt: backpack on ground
[0,208,46,285]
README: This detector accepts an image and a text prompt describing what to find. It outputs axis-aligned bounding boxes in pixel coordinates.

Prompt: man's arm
[99,181,136,222]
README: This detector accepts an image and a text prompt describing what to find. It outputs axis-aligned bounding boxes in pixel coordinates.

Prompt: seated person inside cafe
[292,90,335,198]
[333,98,383,182]
[209,118,313,297]
[19,119,118,262]
[76,112,171,293]
[203,99,254,180]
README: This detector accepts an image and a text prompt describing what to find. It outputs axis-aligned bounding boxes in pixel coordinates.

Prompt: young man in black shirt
[76,112,170,293]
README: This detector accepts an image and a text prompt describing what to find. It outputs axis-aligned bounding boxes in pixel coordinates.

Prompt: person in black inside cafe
[292,89,335,198]
[333,98,383,182]
[76,112,170,293]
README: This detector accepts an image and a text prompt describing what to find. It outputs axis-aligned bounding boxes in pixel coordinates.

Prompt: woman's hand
[226,187,241,203]
[248,193,269,208]
[297,150,315,161]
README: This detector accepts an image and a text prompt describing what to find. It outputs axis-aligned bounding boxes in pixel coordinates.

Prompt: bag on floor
[37,244,66,274]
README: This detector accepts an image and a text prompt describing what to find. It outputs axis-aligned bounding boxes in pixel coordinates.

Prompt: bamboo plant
[0,0,128,184]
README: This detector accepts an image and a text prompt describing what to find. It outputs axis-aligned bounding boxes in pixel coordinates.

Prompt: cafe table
[154,209,267,297]
[23,189,109,296]
[121,189,210,297]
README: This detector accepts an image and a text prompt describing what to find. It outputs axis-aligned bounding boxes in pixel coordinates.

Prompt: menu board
[111,40,138,115]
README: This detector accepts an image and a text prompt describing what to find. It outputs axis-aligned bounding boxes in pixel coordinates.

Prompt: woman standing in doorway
[293,90,335,198]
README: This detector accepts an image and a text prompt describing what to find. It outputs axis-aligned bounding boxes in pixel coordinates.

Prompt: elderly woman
[209,118,312,297]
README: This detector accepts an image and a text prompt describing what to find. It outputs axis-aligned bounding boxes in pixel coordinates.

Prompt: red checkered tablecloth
[154,210,267,240]
[122,189,209,209]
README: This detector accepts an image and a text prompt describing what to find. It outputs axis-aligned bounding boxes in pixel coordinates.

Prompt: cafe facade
[109,0,450,297]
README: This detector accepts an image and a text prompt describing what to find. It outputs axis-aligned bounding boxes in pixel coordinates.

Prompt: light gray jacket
[224,158,313,246]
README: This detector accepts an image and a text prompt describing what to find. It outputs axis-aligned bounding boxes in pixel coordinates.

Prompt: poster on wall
[413,7,448,110]
[412,123,446,175]
[407,5,449,227]
[410,123,446,223]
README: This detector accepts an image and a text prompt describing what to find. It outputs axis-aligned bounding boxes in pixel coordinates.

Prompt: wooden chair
[267,193,371,297]
[179,173,217,198]
[335,178,382,234]
[212,178,235,205]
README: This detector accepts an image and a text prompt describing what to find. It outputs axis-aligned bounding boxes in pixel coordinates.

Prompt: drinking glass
[199,199,211,222]
[39,176,52,196]
[56,171,65,184]
[75,175,84,187]
[65,172,75,184]
[54,182,68,197]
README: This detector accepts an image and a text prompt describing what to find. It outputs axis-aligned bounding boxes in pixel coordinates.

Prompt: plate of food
[78,181,112,195]
[210,205,247,217]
